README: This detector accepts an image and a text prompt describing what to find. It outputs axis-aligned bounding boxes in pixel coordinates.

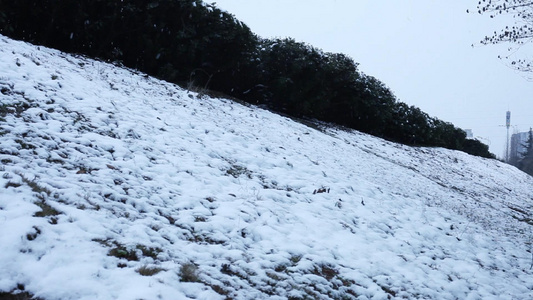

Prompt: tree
[0,0,260,95]
[474,0,533,71]
[518,128,533,175]
[257,38,333,117]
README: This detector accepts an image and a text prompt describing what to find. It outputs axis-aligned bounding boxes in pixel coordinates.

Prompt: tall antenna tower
[506,111,511,162]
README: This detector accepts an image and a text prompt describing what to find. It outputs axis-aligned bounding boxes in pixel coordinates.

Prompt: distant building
[509,131,530,166]
[465,129,473,139]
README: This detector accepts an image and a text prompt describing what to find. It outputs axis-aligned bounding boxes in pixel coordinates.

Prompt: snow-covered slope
[1,35,532,300]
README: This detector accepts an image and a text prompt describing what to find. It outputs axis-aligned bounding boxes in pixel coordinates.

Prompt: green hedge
[0,0,494,158]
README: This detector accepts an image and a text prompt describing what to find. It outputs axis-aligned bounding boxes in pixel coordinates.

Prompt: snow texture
[0,35,532,299]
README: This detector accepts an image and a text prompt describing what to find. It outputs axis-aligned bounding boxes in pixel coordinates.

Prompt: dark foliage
[0,0,258,91]
[0,0,494,158]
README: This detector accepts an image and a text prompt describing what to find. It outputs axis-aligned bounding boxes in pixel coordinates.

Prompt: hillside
[0,36,532,299]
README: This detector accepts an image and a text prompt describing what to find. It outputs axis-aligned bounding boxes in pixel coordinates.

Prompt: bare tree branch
[472,0,533,70]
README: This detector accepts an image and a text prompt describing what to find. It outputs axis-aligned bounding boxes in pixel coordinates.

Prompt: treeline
[0,0,494,158]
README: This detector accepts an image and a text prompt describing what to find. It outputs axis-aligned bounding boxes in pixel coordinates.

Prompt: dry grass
[137,265,165,276]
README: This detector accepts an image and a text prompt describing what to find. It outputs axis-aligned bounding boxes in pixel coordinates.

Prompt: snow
[0,35,532,299]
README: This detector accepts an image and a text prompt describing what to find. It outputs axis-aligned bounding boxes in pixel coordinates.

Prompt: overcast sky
[214,0,533,158]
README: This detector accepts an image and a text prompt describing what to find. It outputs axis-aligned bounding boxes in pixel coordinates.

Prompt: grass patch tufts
[4,181,22,189]
[108,245,139,261]
[180,262,201,282]
[34,201,61,217]
[137,265,165,276]
[0,291,43,300]
[20,175,51,196]
[136,245,162,259]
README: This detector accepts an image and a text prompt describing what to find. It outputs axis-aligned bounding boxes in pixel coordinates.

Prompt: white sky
[214,0,533,157]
